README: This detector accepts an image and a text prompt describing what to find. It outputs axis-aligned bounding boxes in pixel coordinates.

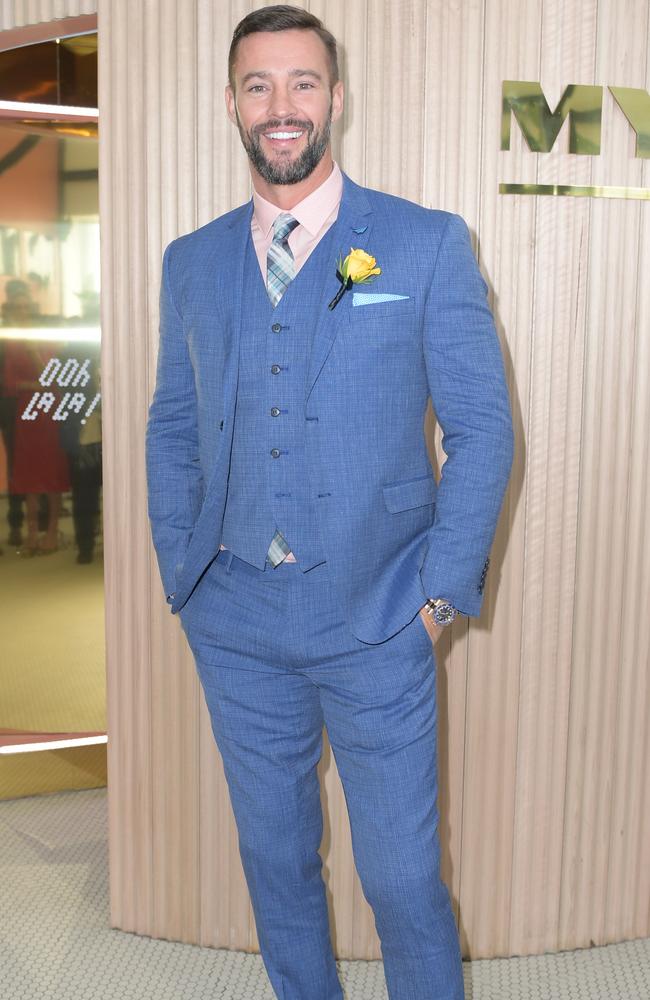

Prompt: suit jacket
[145,171,514,644]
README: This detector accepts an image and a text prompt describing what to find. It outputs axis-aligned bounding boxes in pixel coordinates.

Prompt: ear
[225,84,237,125]
[330,79,344,125]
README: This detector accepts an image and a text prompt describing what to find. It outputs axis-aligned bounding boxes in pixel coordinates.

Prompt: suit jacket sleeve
[419,213,514,615]
[145,240,204,601]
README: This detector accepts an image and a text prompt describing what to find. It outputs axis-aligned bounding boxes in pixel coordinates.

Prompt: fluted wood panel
[562,0,650,949]
[480,0,597,958]
[0,0,94,30]
[3,0,649,962]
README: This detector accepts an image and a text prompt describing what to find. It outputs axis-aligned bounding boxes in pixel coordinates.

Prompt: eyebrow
[241,68,323,84]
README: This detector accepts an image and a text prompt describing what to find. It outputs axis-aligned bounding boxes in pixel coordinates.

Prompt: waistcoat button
[271,365,281,374]
[270,407,281,416]
[270,448,281,458]
[271,323,282,332]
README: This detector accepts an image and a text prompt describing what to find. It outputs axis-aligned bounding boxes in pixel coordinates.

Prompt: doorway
[0,26,105,798]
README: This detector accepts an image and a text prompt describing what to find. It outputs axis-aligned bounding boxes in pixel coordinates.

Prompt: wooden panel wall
[2,0,649,961]
[0,0,94,31]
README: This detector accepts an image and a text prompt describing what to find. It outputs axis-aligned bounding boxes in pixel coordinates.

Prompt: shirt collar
[252,161,343,238]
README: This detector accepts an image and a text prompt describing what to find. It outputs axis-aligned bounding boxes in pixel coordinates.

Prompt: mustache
[253,118,313,135]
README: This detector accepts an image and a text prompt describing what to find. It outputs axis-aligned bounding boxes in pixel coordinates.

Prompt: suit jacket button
[271,364,281,374]
[271,323,282,332]
[271,407,281,416]
[270,448,281,458]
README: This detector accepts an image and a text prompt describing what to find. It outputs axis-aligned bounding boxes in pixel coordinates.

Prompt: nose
[267,82,299,121]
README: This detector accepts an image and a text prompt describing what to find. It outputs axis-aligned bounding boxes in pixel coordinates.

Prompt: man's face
[226,28,343,187]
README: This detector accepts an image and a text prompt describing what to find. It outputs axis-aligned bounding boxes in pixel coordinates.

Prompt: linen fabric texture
[145,172,514,645]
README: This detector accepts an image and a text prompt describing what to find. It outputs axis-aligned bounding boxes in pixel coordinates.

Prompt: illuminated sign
[500,82,650,199]
[20,356,100,424]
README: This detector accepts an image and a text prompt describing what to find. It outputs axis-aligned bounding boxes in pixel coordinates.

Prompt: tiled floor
[1,787,648,999]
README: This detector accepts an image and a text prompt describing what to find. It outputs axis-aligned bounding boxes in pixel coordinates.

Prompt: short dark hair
[228,4,339,90]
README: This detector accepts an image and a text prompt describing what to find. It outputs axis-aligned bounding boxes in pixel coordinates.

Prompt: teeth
[266,131,302,139]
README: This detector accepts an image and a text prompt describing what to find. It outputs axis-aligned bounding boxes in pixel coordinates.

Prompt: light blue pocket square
[352,292,410,306]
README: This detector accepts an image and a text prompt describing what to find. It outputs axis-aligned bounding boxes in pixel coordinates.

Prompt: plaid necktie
[267,529,293,566]
[266,212,300,565]
[266,212,300,307]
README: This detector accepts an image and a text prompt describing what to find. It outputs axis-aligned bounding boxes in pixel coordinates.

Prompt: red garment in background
[3,341,70,494]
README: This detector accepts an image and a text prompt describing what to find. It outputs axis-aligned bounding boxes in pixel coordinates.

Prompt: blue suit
[146,172,513,999]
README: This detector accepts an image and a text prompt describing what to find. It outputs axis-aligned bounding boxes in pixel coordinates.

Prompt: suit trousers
[179,546,465,1000]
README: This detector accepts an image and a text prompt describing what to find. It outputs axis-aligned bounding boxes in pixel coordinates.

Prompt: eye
[296,82,315,90]
[247,84,266,93]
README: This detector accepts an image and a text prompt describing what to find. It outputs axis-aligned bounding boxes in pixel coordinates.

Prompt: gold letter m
[502,81,603,155]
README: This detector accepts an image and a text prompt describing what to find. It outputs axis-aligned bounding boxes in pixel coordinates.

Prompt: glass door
[0,30,105,795]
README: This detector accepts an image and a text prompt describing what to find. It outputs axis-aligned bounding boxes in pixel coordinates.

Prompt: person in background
[59,343,102,564]
[0,279,36,550]
[3,302,70,556]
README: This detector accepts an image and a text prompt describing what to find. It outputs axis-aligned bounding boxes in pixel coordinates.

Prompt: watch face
[433,602,457,626]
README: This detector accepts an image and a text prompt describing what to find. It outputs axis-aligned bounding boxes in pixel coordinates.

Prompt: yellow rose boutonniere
[328,248,381,310]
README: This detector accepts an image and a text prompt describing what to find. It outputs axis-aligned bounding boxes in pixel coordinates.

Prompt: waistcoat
[220,225,338,571]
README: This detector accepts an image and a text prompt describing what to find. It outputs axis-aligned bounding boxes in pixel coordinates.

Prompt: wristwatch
[423,598,458,627]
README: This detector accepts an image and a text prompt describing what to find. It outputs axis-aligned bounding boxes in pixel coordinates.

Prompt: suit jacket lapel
[207,175,375,418]
[195,201,251,505]
[221,201,252,424]
[305,173,374,404]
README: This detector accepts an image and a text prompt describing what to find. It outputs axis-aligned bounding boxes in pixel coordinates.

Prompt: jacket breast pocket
[348,298,416,324]
[382,472,437,513]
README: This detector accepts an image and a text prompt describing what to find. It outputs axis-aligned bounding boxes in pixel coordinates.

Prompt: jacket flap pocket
[382,473,436,513]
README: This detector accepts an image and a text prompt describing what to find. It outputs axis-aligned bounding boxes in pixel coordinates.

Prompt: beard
[236,109,332,185]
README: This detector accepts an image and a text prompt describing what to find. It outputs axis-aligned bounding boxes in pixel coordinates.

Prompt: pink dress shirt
[221,162,344,563]
[251,161,343,279]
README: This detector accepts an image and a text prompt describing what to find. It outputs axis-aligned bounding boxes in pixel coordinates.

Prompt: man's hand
[418,606,444,645]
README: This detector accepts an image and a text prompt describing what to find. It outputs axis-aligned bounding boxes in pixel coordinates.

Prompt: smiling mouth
[263,130,304,140]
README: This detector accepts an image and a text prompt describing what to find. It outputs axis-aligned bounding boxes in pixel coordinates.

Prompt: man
[146,6,514,1000]
[0,280,35,551]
